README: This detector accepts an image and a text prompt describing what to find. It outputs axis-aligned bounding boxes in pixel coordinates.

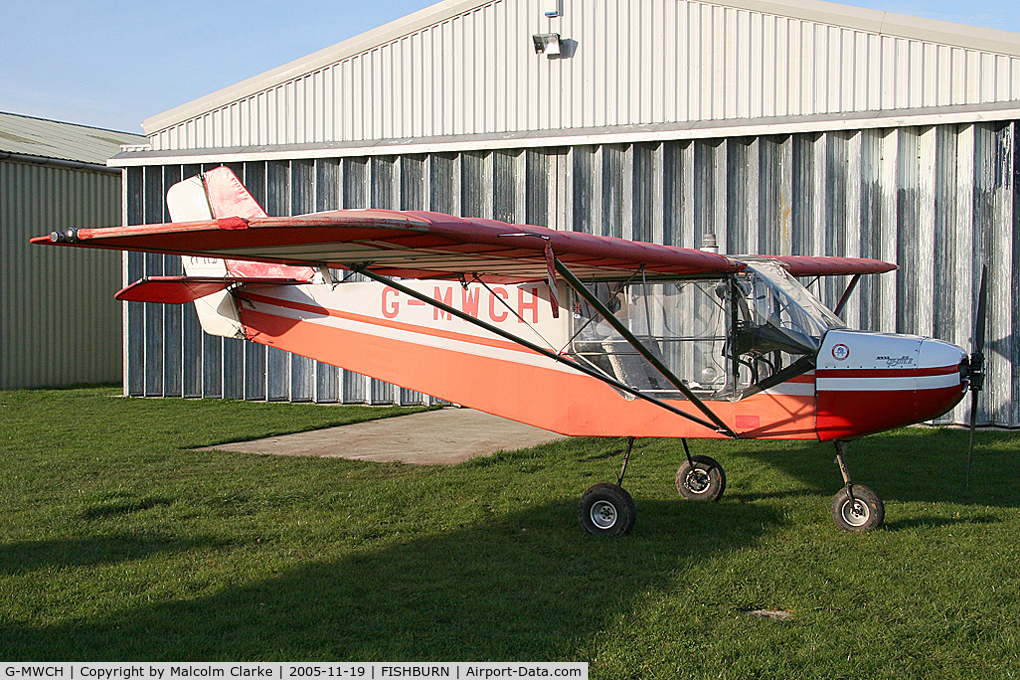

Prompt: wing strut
[553,258,739,439]
[351,265,731,436]
[833,273,862,318]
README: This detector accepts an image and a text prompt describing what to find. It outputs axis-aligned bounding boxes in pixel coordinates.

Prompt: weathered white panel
[147,0,1020,152]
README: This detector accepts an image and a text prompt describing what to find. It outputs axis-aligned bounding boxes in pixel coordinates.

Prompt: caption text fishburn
[3,664,586,680]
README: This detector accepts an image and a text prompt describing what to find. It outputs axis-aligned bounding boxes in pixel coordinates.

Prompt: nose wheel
[831,484,884,531]
[831,441,884,532]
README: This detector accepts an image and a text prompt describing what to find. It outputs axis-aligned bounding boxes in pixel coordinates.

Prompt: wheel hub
[590,500,618,529]
[685,468,711,494]
[840,499,870,527]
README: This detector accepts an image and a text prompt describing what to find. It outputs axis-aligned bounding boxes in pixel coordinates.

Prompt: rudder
[165,168,313,339]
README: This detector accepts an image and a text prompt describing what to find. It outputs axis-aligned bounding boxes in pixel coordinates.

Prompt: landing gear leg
[831,440,884,532]
[617,436,636,486]
[579,438,638,537]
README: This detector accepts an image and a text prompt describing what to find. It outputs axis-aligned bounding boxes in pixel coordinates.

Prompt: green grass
[2,386,1020,677]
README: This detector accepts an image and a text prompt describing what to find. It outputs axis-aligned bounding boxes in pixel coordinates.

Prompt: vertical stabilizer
[164,168,316,339]
[188,167,317,281]
[166,173,247,338]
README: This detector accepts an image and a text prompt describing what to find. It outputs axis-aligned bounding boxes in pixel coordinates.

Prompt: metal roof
[0,112,144,166]
[143,0,1020,138]
[137,0,1020,155]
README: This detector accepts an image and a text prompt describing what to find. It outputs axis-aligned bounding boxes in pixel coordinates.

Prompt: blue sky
[1,0,1017,134]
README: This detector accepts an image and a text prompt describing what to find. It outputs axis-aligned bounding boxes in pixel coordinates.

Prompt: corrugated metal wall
[126,119,1018,426]
[149,0,1020,151]
[1,160,123,389]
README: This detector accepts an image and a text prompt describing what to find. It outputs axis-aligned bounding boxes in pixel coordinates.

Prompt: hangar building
[1,112,143,389]
[111,0,1020,426]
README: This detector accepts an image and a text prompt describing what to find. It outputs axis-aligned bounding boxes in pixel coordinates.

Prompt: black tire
[831,485,884,532]
[675,455,726,501]
[578,483,636,537]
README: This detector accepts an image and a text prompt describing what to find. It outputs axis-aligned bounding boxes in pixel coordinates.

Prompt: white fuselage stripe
[245,296,578,373]
[816,373,960,392]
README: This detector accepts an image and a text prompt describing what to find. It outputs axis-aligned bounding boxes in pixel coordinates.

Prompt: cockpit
[564,261,844,401]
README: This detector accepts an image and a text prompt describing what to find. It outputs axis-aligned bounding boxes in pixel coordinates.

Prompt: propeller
[966,265,988,488]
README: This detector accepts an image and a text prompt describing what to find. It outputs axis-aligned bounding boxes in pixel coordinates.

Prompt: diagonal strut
[553,258,738,439]
[351,264,731,435]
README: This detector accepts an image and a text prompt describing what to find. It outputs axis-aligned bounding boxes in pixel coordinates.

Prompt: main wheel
[578,483,636,537]
[831,485,884,532]
[676,455,726,501]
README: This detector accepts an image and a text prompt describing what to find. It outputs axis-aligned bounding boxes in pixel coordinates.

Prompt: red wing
[733,255,897,277]
[35,211,897,281]
[35,211,744,282]
[769,256,896,276]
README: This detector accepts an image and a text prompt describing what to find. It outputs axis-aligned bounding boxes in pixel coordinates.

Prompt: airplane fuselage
[231,278,969,441]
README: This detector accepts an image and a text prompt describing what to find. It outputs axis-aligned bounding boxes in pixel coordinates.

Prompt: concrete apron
[202,407,568,465]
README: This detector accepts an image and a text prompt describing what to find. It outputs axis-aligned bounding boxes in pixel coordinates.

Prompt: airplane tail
[115,167,314,339]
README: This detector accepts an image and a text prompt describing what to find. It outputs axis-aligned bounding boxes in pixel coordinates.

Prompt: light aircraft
[34,166,987,537]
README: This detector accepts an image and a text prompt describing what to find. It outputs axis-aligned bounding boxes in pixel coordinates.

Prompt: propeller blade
[973,264,988,355]
[967,388,979,487]
[966,264,988,488]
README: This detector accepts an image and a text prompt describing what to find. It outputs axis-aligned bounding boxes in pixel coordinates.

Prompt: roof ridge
[0,110,145,137]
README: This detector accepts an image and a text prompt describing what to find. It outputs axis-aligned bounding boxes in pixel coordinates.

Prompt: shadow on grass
[0,532,231,576]
[882,514,1001,532]
[725,489,820,503]
[725,427,1020,509]
[0,499,780,661]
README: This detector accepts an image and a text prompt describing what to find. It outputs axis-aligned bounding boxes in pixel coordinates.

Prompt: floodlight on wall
[544,0,562,17]
[533,33,562,56]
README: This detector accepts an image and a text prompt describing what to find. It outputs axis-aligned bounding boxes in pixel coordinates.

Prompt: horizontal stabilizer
[115,276,308,304]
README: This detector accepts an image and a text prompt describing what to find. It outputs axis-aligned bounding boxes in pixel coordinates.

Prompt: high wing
[34,210,894,283]
[33,163,894,282]
[36,212,739,282]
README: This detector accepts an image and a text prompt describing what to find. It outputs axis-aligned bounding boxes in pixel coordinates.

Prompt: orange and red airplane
[34,167,985,536]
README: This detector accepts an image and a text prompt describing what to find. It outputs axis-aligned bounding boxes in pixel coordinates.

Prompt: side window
[564,267,829,403]
[566,279,735,400]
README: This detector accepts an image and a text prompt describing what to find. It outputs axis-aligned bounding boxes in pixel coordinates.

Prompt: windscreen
[732,262,844,356]
[564,264,840,401]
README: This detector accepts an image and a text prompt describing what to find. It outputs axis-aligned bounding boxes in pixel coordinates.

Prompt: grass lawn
[2,385,1019,677]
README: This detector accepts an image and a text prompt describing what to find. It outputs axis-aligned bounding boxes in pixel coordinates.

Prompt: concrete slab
[203,407,568,465]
